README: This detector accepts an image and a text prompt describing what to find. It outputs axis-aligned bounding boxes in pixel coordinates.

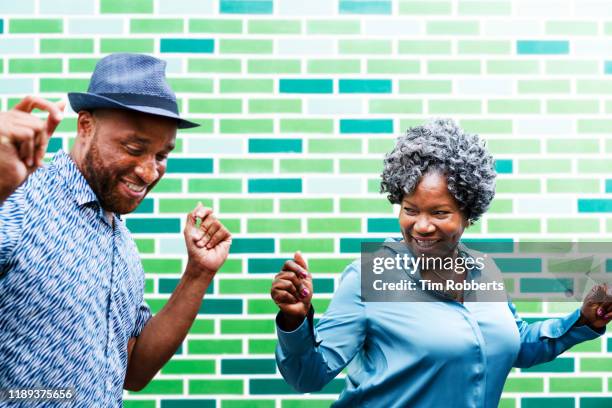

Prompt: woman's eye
[403,207,417,214]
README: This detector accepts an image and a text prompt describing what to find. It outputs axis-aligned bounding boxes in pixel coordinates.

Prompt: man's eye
[156,154,168,161]
[126,146,143,155]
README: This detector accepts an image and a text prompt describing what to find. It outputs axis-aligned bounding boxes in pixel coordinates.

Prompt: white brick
[307,98,363,115]
[277,0,335,16]
[306,178,362,194]
[277,39,335,55]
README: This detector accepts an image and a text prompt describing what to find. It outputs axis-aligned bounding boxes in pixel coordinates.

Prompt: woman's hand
[577,283,612,330]
[271,252,313,331]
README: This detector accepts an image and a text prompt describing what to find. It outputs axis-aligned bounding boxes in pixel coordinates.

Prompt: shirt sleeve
[0,190,25,275]
[130,300,152,338]
[275,261,366,393]
[510,302,605,368]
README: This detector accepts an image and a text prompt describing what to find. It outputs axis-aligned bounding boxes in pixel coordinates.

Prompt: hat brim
[67,92,200,129]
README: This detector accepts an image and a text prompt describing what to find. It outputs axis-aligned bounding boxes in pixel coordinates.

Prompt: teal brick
[200,299,243,314]
[101,0,153,13]
[340,237,386,253]
[249,379,345,395]
[578,199,612,213]
[522,358,574,372]
[580,398,612,408]
[230,238,274,253]
[339,0,391,14]
[280,79,333,94]
[133,198,154,214]
[161,400,215,408]
[367,218,399,233]
[224,401,274,408]
[220,0,272,14]
[494,258,541,273]
[520,278,573,293]
[517,40,569,55]
[340,119,393,133]
[127,219,180,234]
[521,398,573,408]
[248,178,302,193]
[247,258,286,273]
[221,359,276,374]
[167,158,212,174]
[249,139,302,153]
[339,79,392,93]
[161,39,214,53]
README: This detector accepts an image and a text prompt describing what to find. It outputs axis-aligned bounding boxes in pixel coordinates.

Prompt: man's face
[79,109,177,214]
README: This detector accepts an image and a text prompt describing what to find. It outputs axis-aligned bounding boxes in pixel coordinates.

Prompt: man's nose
[134,158,159,185]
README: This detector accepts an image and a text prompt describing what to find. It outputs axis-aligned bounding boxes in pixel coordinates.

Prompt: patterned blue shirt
[0,150,151,407]
[276,240,604,408]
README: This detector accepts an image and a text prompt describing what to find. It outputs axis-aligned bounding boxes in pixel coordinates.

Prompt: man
[0,53,231,407]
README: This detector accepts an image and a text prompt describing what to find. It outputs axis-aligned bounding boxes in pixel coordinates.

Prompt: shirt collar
[52,150,99,207]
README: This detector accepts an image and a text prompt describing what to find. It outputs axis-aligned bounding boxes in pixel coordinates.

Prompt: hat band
[98,93,178,114]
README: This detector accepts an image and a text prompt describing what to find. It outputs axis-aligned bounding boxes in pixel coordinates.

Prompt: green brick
[488,199,513,213]
[518,159,571,174]
[280,159,333,173]
[248,299,279,314]
[219,279,271,294]
[571,338,601,352]
[68,58,99,73]
[547,179,599,193]
[487,61,539,75]
[308,218,361,233]
[458,1,511,15]
[429,99,481,114]
[502,377,544,393]
[248,218,301,233]
[189,339,242,355]
[368,99,422,114]
[547,218,600,233]
[498,399,516,408]
[100,39,154,53]
[427,21,479,35]
[309,138,362,153]
[577,80,612,94]
[221,119,273,133]
[399,80,452,94]
[488,100,540,114]
[135,239,155,254]
[339,159,382,174]
[488,219,541,233]
[339,40,392,54]
[10,58,62,74]
[124,401,155,408]
[162,359,215,375]
[168,78,213,93]
[307,59,360,74]
[158,198,213,213]
[188,319,215,334]
[488,139,540,154]
[101,0,152,13]
[220,79,273,93]
[458,40,511,54]
[280,119,333,134]
[548,21,597,35]
[280,199,333,213]
[461,119,512,134]
[248,59,301,74]
[134,379,183,395]
[518,80,570,94]
[398,40,451,54]
[220,198,273,213]
[221,319,275,334]
[189,59,241,73]
[248,339,276,354]
[547,138,599,153]
[429,60,480,74]
[222,358,276,374]
[220,39,273,54]
[309,258,354,273]
[190,19,242,34]
[547,100,599,114]
[142,259,182,274]
[549,377,602,392]
[152,178,183,193]
[340,198,390,213]
[368,139,395,154]
[399,1,451,15]
[578,159,612,172]
[307,20,360,34]
[189,380,243,395]
[249,98,301,113]
[367,59,420,74]
[580,358,612,372]
[188,179,242,193]
[9,19,62,33]
[220,159,273,173]
[280,238,334,253]
[546,60,599,75]
[40,39,94,53]
[190,98,242,114]
[578,120,612,133]
[130,19,183,33]
[248,20,301,34]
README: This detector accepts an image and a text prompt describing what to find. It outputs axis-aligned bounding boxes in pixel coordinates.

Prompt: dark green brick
[127,218,181,234]
[494,258,541,273]
[221,358,276,374]
[189,380,243,395]
[282,401,337,408]
[580,397,612,408]
[230,238,274,253]
[248,258,287,273]
[200,299,242,314]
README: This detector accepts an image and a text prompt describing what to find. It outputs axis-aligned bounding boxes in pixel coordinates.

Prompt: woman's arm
[272,257,366,392]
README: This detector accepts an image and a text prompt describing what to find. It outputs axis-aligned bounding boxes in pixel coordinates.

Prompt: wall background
[0,0,610,407]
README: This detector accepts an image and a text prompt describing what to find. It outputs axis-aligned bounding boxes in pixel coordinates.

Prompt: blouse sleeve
[510,302,605,368]
[275,260,366,393]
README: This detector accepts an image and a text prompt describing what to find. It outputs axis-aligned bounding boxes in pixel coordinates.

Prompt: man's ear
[77,110,96,139]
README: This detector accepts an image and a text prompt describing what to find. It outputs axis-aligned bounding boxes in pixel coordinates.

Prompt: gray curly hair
[380,118,496,224]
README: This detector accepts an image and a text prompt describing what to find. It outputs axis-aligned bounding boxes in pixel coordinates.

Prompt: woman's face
[399,171,468,259]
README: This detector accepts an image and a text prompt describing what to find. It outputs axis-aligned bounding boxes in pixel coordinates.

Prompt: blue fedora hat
[68,53,199,129]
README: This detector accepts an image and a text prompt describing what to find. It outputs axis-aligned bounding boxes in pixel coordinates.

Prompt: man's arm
[0,96,64,203]
[124,203,231,391]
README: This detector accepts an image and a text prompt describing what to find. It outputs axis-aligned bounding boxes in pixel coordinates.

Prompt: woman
[270,119,611,408]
